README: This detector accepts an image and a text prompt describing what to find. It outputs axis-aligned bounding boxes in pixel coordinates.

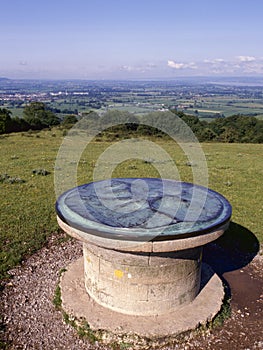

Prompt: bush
[0,174,25,184]
[32,169,50,176]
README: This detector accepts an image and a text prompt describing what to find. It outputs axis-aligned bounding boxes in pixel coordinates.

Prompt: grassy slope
[0,130,262,279]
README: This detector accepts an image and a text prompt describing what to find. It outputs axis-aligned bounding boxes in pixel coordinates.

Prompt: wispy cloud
[120,65,135,72]
[204,58,225,64]
[201,56,263,75]
[237,55,256,62]
[167,60,197,69]
[110,57,263,78]
[119,62,157,73]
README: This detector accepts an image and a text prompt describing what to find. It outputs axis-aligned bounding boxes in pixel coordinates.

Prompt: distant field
[107,103,158,115]
[0,129,262,279]
[176,97,263,118]
[3,92,263,121]
[1,105,24,118]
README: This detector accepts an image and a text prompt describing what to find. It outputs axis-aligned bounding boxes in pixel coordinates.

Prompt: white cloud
[167,60,197,69]
[237,56,256,62]
[120,65,134,72]
[204,58,225,64]
[116,56,263,78]
[119,62,158,73]
[168,60,184,69]
[119,65,145,73]
[201,56,263,75]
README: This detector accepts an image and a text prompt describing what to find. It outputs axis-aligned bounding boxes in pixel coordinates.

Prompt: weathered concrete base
[60,257,224,346]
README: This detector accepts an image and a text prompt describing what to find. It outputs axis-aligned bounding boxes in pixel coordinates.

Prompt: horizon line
[2,75,263,82]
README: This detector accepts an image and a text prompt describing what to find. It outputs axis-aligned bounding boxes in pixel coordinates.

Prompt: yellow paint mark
[114,269,124,279]
[86,256,91,263]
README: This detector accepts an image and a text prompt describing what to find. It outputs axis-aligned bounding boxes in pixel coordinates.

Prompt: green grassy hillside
[0,129,262,279]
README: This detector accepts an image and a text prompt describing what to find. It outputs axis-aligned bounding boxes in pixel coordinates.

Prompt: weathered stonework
[83,242,202,315]
[60,258,225,345]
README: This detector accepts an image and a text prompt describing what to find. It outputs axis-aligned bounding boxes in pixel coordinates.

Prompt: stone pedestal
[56,178,232,343]
[83,242,202,316]
[57,216,226,318]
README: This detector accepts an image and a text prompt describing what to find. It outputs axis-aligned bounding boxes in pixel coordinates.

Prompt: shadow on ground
[203,221,259,275]
[202,221,260,299]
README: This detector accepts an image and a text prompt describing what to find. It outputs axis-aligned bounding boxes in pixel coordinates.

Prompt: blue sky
[1,0,263,79]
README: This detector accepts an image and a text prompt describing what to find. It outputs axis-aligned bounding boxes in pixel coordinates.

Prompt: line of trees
[171,110,263,143]
[1,103,263,143]
[79,110,263,143]
[0,102,61,134]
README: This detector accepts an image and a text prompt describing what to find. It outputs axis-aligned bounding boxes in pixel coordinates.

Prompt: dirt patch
[186,258,263,350]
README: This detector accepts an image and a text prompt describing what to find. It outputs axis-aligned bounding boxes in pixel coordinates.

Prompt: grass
[52,280,98,344]
[53,285,62,309]
[211,296,231,328]
[202,143,263,238]
[0,129,262,279]
[0,130,62,279]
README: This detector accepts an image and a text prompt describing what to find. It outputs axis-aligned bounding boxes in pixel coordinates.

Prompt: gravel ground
[1,233,263,350]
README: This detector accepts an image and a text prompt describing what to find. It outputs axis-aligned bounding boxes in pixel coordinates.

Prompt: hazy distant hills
[1,76,263,86]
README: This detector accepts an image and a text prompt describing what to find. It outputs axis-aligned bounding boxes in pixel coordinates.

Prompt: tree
[23,102,46,120]
[9,117,30,133]
[0,108,12,134]
[209,114,263,143]
[218,126,240,143]
[62,115,78,126]
[197,127,217,142]
[23,102,60,128]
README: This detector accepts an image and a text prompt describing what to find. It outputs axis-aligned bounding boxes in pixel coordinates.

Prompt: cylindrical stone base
[83,242,202,316]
